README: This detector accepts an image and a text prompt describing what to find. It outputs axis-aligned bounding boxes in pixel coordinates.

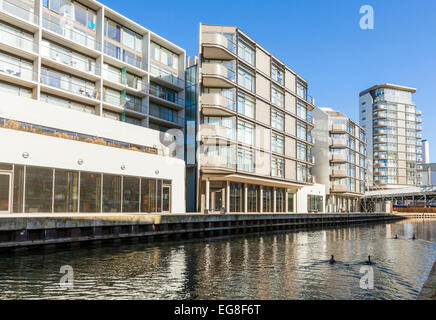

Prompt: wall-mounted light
[155,170,159,175]
[22,152,29,159]
[121,165,126,170]
[77,159,84,165]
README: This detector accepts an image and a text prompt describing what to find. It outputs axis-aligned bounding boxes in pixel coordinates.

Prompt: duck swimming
[328,255,336,264]
[365,256,372,265]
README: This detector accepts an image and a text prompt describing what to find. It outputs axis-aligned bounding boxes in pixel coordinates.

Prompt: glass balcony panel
[1,0,38,24]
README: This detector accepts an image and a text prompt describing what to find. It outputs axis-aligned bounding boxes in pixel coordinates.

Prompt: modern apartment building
[196,24,316,213]
[359,84,422,189]
[0,0,186,213]
[312,107,367,212]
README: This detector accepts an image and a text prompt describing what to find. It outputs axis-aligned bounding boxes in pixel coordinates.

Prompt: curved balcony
[330,123,347,133]
[374,145,387,152]
[374,120,387,127]
[417,126,423,131]
[200,123,236,144]
[417,134,422,139]
[374,154,387,160]
[330,138,347,148]
[374,163,387,169]
[374,129,388,136]
[331,169,347,177]
[200,155,236,172]
[374,104,387,111]
[201,93,236,116]
[330,153,347,162]
[374,180,387,186]
[331,184,347,193]
[416,110,422,116]
[202,33,236,60]
[374,171,387,176]
[416,118,422,124]
[202,63,235,88]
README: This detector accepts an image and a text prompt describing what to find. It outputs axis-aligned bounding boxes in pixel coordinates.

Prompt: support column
[273,187,276,213]
[285,191,289,213]
[244,183,248,213]
[205,179,210,212]
[260,186,263,213]
[226,181,230,212]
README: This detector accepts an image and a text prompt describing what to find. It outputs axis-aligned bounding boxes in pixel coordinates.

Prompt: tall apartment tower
[312,108,367,212]
[359,84,423,189]
[0,0,186,214]
[197,24,315,213]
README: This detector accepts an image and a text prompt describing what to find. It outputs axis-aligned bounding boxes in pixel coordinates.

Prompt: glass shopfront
[2,163,172,214]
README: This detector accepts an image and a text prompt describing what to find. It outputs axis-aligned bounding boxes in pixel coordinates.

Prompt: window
[237,65,254,92]
[80,172,101,213]
[237,92,254,118]
[237,148,254,172]
[272,85,284,107]
[263,187,273,212]
[297,143,307,161]
[247,184,260,212]
[288,193,295,212]
[271,109,284,131]
[297,121,307,140]
[123,28,136,50]
[272,157,284,177]
[107,19,121,42]
[272,63,284,84]
[297,102,307,121]
[141,179,156,212]
[297,81,307,99]
[123,176,140,212]
[102,174,122,212]
[25,167,53,213]
[238,38,254,65]
[54,170,78,212]
[237,120,254,145]
[297,163,307,182]
[230,182,243,212]
[151,42,179,70]
[271,133,284,154]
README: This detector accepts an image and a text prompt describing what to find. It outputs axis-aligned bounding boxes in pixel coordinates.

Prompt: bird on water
[412,234,416,240]
[328,255,336,264]
[394,235,398,239]
[365,256,372,265]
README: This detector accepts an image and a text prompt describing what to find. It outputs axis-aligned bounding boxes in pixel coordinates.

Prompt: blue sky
[102,0,436,161]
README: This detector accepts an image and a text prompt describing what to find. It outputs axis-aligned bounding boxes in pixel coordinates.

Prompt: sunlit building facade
[359,84,422,189]
[0,0,186,213]
[197,24,316,213]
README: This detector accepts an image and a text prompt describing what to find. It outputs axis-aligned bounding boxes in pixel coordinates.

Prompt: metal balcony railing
[0,26,37,52]
[1,0,39,24]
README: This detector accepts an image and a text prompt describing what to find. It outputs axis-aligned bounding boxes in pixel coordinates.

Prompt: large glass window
[297,142,307,161]
[238,38,254,65]
[122,176,139,212]
[25,167,53,213]
[237,92,254,118]
[271,108,284,131]
[141,178,156,213]
[150,42,179,69]
[54,170,78,212]
[276,188,285,212]
[237,65,254,92]
[13,165,25,213]
[237,147,254,172]
[247,184,260,213]
[297,102,307,121]
[237,120,254,145]
[272,156,284,177]
[272,85,284,108]
[80,172,101,213]
[263,186,273,212]
[272,63,284,85]
[230,182,243,212]
[287,193,294,212]
[297,121,307,140]
[102,174,121,212]
[271,133,284,154]
[297,81,307,100]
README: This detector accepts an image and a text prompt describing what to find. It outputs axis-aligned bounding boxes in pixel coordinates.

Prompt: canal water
[0,219,435,300]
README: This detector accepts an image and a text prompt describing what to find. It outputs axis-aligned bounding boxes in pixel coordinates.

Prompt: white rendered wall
[296,183,326,213]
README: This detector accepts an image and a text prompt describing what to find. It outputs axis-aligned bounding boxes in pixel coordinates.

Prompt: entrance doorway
[210,189,223,212]
[162,185,171,213]
[0,173,12,213]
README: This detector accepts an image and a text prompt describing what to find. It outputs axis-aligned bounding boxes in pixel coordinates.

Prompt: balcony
[331,184,347,193]
[417,134,422,139]
[417,141,423,147]
[104,42,146,71]
[417,126,423,131]
[202,63,235,88]
[42,15,100,52]
[417,150,423,155]
[40,71,98,103]
[374,145,387,152]
[374,154,387,160]
[330,153,347,162]
[200,124,235,143]
[0,27,37,59]
[416,118,422,124]
[150,64,184,91]
[374,163,387,169]
[148,85,184,109]
[374,129,388,136]
[374,120,387,127]
[330,138,347,148]
[331,169,347,177]
[201,93,236,116]
[0,0,39,27]
[41,43,99,79]
[0,55,37,85]
[374,104,386,111]
[330,124,347,133]
[149,106,184,127]
[416,110,422,116]
[200,154,236,172]
[202,33,236,60]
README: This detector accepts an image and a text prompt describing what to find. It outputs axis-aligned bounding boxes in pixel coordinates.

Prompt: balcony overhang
[202,34,236,60]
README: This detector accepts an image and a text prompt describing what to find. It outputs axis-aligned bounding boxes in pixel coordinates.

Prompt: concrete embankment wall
[0,213,403,250]
[419,260,436,300]
[392,212,436,219]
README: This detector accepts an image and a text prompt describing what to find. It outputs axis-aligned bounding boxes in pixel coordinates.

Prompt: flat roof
[359,83,416,96]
